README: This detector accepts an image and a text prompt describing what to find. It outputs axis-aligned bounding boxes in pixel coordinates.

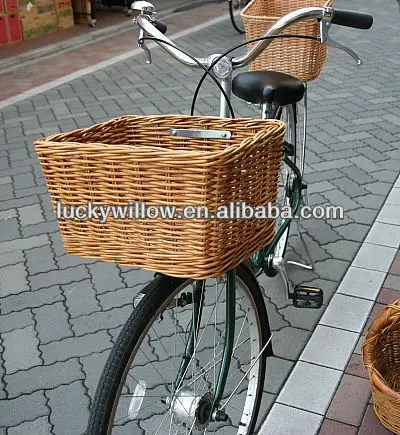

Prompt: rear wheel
[87,264,269,434]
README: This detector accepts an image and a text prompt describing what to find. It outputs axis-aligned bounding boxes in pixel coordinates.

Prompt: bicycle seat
[232,71,305,106]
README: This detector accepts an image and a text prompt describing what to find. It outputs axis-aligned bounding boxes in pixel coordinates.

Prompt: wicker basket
[362,300,400,434]
[35,115,285,279]
[241,0,333,82]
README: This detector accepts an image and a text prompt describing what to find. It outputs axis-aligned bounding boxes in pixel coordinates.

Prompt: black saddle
[232,71,305,107]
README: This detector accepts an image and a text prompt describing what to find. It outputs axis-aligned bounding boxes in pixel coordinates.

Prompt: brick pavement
[0,0,399,432]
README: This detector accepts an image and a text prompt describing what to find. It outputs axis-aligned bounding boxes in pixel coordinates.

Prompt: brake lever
[138,28,152,64]
[319,18,362,65]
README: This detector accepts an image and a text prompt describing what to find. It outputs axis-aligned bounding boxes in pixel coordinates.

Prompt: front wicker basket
[363,300,400,434]
[35,115,285,279]
[241,0,333,82]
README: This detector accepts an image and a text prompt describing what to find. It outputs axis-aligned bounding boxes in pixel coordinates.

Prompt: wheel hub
[170,388,214,430]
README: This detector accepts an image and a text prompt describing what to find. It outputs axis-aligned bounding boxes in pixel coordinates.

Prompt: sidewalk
[0,0,399,432]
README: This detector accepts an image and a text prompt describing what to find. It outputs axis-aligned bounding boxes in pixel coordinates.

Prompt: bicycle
[86,3,373,434]
[228,0,250,34]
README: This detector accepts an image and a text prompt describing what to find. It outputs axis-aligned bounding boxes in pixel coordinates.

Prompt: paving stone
[80,349,110,399]
[13,173,35,190]
[280,304,324,331]
[370,169,399,183]
[7,416,52,435]
[345,354,369,379]
[300,219,341,244]
[332,177,367,197]
[55,253,96,269]
[40,330,112,364]
[277,361,342,415]
[358,404,394,435]
[98,285,137,311]
[324,240,361,262]
[29,265,89,290]
[354,194,387,210]
[308,181,336,194]
[88,262,124,294]
[5,358,84,398]
[319,419,358,435]
[0,176,12,185]
[340,166,375,185]
[335,223,370,243]
[353,243,397,273]
[314,258,350,282]
[321,190,360,211]
[0,208,17,221]
[0,262,29,299]
[272,327,311,361]
[46,381,89,435]
[390,253,400,275]
[2,326,41,373]
[25,245,57,275]
[34,302,72,344]
[1,286,62,315]
[120,267,155,288]
[327,374,371,426]
[0,234,49,254]
[71,305,132,336]
[21,221,59,238]
[265,356,294,395]
[0,218,20,242]
[17,204,44,227]
[346,208,379,226]
[0,391,49,428]
[306,169,343,184]
[364,181,393,196]
[62,279,101,318]
[260,403,322,435]
[0,184,14,201]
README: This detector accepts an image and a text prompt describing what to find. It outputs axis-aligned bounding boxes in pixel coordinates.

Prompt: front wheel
[87,264,269,434]
[228,0,248,34]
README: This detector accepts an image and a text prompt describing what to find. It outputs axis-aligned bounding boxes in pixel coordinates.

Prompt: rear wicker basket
[241,0,333,82]
[35,115,285,279]
[363,300,400,434]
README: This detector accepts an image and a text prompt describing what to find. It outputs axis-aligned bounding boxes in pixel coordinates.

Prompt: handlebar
[133,2,372,71]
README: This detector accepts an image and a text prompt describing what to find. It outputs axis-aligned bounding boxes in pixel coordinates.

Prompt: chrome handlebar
[132,1,362,69]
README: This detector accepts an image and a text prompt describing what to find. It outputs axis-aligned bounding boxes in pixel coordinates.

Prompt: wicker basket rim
[35,116,286,158]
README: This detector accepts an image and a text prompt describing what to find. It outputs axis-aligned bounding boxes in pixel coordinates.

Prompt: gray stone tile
[62,279,101,317]
[2,326,41,373]
[346,208,378,226]
[258,403,322,435]
[0,218,20,242]
[71,305,132,336]
[17,204,44,227]
[387,187,400,206]
[120,267,154,288]
[280,305,323,331]
[338,266,386,301]
[366,222,400,248]
[25,245,57,275]
[300,325,358,370]
[29,265,90,290]
[352,243,397,273]
[0,251,24,268]
[13,173,35,190]
[323,240,361,262]
[0,286,62,315]
[0,234,49,254]
[272,327,311,361]
[335,223,370,243]
[0,209,17,221]
[5,359,84,398]
[34,302,73,344]
[377,204,400,226]
[98,285,137,311]
[314,258,350,282]
[0,391,49,428]
[88,262,124,294]
[7,416,51,435]
[46,381,89,435]
[320,294,373,333]
[0,309,34,334]
[0,263,28,297]
[40,330,112,364]
[277,361,342,414]
[265,356,294,394]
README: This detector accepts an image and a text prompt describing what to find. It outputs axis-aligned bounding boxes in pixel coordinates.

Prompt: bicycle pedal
[289,285,323,309]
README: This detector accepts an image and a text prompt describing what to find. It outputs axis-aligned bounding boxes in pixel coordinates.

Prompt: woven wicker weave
[241,0,333,82]
[363,300,400,434]
[35,115,285,279]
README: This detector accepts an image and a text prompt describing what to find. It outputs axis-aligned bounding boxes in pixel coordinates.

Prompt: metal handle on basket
[170,129,232,139]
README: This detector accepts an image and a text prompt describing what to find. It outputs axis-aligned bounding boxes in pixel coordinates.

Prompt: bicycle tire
[87,264,269,435]
[229,0,247,34]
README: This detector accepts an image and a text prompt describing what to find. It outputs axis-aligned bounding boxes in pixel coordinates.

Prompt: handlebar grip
[331,9,373,30]
[154,19,167,34]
